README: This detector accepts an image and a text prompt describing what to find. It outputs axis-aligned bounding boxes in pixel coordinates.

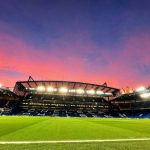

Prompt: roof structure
[13,76,120,98]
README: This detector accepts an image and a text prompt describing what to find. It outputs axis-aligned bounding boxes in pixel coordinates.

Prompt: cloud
[96,31,150,88]
[0,20,150,89]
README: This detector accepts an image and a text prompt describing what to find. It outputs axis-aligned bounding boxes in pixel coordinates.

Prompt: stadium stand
[12,76,120,117]
[0,77,150,118]
[0,88,19,115]
[111,87,150,118]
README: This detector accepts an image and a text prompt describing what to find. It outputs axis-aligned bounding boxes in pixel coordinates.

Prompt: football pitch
[0,116,150,150]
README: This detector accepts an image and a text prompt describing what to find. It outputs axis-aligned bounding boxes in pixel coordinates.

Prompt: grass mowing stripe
[0,117,150,141]
[0,118,48,139]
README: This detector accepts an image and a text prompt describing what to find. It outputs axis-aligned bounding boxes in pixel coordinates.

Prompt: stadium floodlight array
[134,86,150,98]
[136,86,146,92]
[68,89,76,93]
[76,89,85,94]
[33,86,113,96]
[96,91,104,95]
[86,90,95,95]
[47,87,57,92]
[37,86,45,92]
[26,88,35,90]
[59,87,68,93]
[140,92,150,98]
[105,92,114,96]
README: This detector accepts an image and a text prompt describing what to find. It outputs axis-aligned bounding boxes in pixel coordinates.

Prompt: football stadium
[1,0,150,149]
[0,77,150,150]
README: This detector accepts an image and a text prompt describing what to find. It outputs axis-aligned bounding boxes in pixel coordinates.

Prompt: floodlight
[105,93,113,96]
[140,92,150,98]
[69,89,76,93]
[86,90,95,95]
[47,87,55,92]
[136,86,146,92]
[59,87,68,93]
[96,90,104,95]
[37,86,45,92]
[29,88,35,90]
[76,89,84,94]
[0,83,2,88]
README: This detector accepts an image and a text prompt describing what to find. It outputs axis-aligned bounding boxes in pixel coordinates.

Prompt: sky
[0,0,150,89]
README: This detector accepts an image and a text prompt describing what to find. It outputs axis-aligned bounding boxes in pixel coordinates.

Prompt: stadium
[0,76,150,150]
[1,0,150,149]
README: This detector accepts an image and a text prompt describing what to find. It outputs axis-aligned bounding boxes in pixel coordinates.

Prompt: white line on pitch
[0,138,150,144]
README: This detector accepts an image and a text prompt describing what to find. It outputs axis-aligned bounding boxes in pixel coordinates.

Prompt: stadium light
[59,87,68,93]
[76,89,84,94]
[37,86,45,92]
[86,90,95,95]
[69,89,76,93]
[0,83,2,88]
[47,87,55,92]
[29,88,35,90]
[136,86,146,92]
[96,90,104,95]
[140,92,150,98]
[105,93,113,96]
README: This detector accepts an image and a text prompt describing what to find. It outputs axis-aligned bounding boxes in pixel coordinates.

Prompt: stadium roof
[14,77,120,97]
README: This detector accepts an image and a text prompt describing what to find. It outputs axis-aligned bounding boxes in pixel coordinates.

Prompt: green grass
[0,116,150,149]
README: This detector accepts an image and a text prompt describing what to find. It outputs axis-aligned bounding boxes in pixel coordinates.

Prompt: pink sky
[0,26,150,89]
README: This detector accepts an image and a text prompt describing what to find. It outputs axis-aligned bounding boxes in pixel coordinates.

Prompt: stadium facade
[0,76,150,118]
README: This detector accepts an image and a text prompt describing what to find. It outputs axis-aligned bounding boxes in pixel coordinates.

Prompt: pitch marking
[0,138,150,144]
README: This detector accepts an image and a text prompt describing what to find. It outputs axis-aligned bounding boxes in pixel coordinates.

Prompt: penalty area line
[0,138,150,144]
